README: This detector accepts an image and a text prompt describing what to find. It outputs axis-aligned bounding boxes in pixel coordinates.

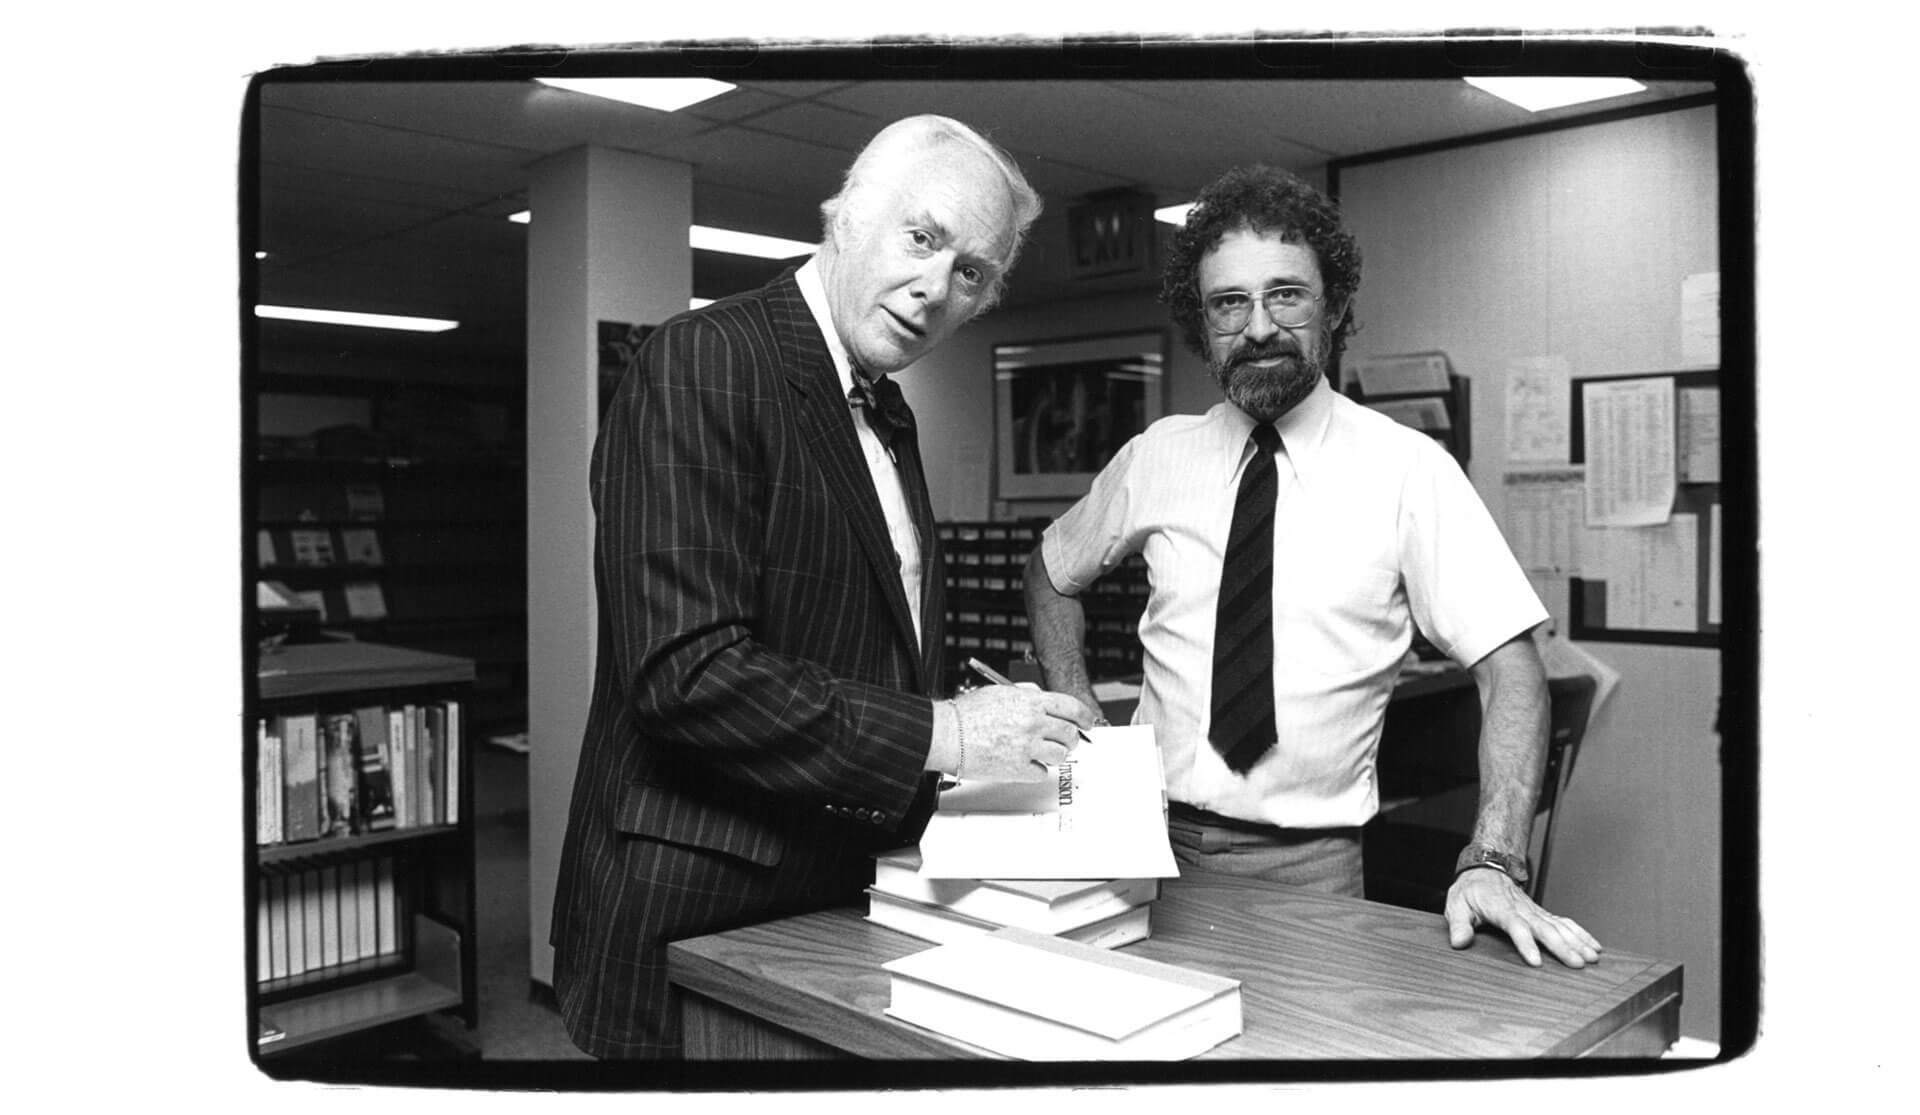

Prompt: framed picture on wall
[992,330,1167,500]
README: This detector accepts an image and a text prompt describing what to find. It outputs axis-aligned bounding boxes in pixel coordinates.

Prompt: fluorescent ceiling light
[689,297,714,310]
[255,305,459,333]
[1154,203,1194,226]
[535,77,735,112]
[510,212,811,260]
[689,225,814,260]
[1463,76,1647,113]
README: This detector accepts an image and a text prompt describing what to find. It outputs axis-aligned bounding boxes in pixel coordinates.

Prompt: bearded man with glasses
[1025,165,1602,970]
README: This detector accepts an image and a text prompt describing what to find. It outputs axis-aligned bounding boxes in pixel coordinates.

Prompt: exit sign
[1067,190,1155,281]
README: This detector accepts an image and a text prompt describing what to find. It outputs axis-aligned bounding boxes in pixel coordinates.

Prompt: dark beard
[1210,340,1326,423]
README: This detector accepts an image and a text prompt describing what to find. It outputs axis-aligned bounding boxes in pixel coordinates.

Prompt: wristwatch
[1454,843,1531,886]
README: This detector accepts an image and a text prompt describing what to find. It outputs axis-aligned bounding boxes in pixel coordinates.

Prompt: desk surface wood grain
[667,869,1679,1060]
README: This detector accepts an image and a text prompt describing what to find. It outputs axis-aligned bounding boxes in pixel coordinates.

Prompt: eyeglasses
[1201,284,1328,333]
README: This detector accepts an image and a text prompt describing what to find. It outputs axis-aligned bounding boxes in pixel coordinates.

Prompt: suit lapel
[768,274,928,691]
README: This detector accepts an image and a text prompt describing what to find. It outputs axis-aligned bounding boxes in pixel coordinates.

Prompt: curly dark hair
[1160,165,1362,363]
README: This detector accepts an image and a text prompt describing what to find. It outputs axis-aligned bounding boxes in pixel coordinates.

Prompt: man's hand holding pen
[926,658,1098,781]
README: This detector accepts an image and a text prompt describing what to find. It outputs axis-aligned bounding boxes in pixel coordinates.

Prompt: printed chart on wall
[1565,370,1720,646]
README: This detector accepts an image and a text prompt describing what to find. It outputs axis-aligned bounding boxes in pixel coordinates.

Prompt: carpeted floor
[468,741,592,1061]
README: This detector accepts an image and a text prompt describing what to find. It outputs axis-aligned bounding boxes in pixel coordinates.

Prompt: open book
[917,724,1177,880]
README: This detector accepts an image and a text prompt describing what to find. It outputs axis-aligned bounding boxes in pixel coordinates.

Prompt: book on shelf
[871,847,1159,933]
[257,529,279,568]
[319,864,341,968]
[257,858,401,986]
[445,701,460,823]
[866,888,1150,950]
[345,483,385,519]
[343,581,388,621]
[339,527,383,566]
[388,707,411,829]
[280,713,321,842]
[319,713,359,839]
[289,528,336,566]
[882,925,1243,1061]
[351,706,397,832]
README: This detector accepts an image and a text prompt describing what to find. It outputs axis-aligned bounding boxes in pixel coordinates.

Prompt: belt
[1167,800,1358,840]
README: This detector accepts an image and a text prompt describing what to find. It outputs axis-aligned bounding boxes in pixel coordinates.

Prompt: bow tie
[848,367,912,450]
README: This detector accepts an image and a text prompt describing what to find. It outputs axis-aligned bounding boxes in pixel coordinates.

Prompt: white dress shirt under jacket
[795,258,924,646]
[1042,377,1547,829]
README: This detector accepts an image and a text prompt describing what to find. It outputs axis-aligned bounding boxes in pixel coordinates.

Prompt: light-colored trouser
[1167,802,1365,898]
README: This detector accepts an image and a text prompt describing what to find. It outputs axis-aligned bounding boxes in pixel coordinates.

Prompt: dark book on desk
[280,713,321,843]
[882,925,1241,1061]
[351,705,397,833]
[320,713,359,838]
[866,888,1151,950]
[871,847,1159,932]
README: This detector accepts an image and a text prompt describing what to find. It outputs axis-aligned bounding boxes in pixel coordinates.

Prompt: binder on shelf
[883,925,1242,1061]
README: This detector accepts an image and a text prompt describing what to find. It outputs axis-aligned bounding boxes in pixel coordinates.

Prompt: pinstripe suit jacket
[550,267,947,1058]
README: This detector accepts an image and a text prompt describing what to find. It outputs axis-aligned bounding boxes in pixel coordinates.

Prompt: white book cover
[917,724,1177,879]
[866,888,1150,950]
[872,847,1158,930]
[884,925,1240,1060]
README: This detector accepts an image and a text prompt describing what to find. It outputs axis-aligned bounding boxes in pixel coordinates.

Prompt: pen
[965,657,1096,741]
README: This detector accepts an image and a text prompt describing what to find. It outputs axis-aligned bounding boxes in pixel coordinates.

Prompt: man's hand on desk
[1445,869,1603,969]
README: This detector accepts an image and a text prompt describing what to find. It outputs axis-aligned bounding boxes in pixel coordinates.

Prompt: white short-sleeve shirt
[1042,377,1547,828]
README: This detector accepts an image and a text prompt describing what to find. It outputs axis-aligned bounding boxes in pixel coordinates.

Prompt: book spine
[321,713,359,838]
[319,865,340,969]
[445,700,460,825]
[282,715,321,842]
[301,868,323,976]
[257,883,271,983]
[355,859,378,962]
[375,856,397,956]
[388,709,409,829]
[353,706,397,832]
[267,875,288,981]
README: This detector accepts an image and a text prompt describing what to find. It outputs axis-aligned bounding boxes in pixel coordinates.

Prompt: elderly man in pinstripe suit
[551,115,1097,1059]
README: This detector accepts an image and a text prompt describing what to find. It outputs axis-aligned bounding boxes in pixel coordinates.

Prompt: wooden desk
[667,870,1679,1061]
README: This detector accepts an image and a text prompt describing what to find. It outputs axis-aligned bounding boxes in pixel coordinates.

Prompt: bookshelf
[250,640,478,1059]
[937,520,1150,694]
[252,370,527,736]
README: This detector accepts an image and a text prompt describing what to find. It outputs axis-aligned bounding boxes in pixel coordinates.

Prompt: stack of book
[865,847,1159,950]
[256,699,461,846]
[883,925,1243,1060]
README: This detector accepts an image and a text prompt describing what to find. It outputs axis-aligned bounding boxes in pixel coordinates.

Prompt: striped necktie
[1209,423,1282,774]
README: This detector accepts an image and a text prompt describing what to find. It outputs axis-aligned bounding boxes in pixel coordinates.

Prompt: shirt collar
[795,256,857,398]
[1218,374,1336,489]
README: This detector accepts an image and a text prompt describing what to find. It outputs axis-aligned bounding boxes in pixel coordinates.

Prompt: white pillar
[525,145,692,987]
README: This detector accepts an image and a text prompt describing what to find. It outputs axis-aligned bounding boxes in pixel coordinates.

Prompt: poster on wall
[992,330,1167,501]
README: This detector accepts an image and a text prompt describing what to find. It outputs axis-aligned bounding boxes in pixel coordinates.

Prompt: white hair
[818,115,1042,311]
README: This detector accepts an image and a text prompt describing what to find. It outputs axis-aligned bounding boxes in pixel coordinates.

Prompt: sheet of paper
[1583,377,1676,527]
[1589,515,1699,632]
[1504,468,1585,575]
[1535,632,1622,731]
[1505,355,1573,464]
[1681,271,1720,369]
[1349,352,1450,397]
[917,724,1178,879]
[1679,387,1721,484]
[1369,397,1452,431]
